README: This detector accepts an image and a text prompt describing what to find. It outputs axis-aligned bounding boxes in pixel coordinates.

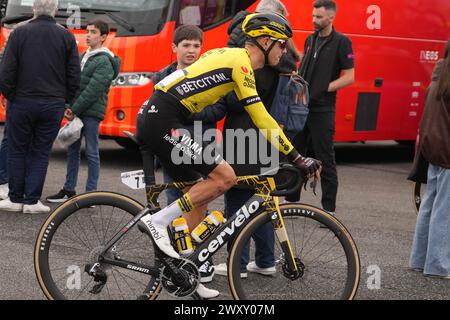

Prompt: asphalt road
[0,128,449,300]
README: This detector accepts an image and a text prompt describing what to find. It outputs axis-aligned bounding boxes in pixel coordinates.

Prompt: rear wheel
[34,192,162,300]
[228,203,360,300]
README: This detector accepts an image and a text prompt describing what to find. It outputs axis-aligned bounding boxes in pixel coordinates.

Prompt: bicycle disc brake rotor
[160,258,200,298]
[282,258,305,280]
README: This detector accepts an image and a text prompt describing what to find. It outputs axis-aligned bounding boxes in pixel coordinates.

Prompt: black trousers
[293,110,338,212]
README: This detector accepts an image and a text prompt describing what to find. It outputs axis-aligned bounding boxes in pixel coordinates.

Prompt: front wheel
[34,192,162,300]
[228,203,361,300]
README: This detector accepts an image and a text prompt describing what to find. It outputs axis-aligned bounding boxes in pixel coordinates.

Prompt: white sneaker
[247,261,276,276]
[214,263,247,278]
[0,198,23,212]
[140,215,180,259]
[23,201,50,214]
[0,184,9,200]
[196,284,219,299]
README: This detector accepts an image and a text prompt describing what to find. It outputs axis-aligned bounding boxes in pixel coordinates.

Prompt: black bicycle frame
[95,194,270,277]
[187,194,268,267]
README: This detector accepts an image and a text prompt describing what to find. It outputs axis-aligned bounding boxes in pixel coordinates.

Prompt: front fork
[267,178,299,275]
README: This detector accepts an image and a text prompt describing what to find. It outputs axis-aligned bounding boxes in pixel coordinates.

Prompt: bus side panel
[288,0,448,142]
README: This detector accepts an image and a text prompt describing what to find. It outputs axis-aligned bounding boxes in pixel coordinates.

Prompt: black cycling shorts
[136,91,222,182]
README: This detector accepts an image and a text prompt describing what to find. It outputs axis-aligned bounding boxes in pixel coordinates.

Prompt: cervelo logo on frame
[198,200,260,263]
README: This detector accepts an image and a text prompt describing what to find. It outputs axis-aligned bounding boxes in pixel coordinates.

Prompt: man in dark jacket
[47,20,121,203]
[0,18,35,200]
[294,0,355,215]
[410,40,450,279]
[0,0,80,214]
[215,0,300,279]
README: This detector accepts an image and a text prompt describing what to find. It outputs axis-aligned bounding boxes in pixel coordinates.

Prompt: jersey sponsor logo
[241,66,249,74]
[148,105,158,113]
[180,134,203,156]
[243,76,256,89]
[174,72,231,96]
[171,128,181,139]
[241,95,261,107]
[278,136,291,152]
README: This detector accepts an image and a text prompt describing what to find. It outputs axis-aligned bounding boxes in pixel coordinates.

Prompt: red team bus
[0,0,448,147]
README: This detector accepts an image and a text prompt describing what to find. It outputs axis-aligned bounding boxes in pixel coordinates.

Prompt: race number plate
[121,170,145,190]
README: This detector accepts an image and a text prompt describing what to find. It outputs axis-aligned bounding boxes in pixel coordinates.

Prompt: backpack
[270,74,309,139]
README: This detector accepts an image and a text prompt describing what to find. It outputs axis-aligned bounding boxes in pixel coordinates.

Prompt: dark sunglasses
[270,38,288,50]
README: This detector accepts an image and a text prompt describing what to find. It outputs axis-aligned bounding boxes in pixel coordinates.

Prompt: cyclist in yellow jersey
[136,13,322,272]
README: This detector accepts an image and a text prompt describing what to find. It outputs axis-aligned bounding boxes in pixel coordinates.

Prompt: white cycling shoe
[197,284,220,299]
[140,215,180,259]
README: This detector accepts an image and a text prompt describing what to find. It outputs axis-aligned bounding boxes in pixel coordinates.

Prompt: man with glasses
[136,12,322,298]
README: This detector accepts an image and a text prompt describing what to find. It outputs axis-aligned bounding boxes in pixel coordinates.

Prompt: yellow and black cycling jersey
[154,47,294,156]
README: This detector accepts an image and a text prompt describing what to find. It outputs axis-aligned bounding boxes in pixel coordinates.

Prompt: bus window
[179,0,257,29]
[3,0,172,36]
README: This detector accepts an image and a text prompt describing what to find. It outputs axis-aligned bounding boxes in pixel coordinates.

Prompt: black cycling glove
[292,156,322,177]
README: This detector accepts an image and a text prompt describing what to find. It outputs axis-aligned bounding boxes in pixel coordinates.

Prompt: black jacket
[222,66,281,176]
[227,10,250,49]
[0,15,80,103]
[299,29,354,110]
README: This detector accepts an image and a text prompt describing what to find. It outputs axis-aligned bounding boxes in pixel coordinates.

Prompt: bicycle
[34,136,360,300]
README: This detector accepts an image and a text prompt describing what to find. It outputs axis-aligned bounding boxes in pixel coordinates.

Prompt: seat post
[139,145,158,207]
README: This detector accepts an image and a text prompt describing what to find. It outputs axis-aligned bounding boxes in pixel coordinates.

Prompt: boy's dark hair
[313,0,337,12]
[87,20,110,36]
[173,25,203,46]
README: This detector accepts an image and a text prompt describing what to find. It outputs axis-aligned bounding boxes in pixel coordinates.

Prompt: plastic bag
[56,117,84,148]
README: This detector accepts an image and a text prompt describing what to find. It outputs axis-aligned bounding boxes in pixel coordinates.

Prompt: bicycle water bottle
[172,217,194,255]
[191,211,225,243]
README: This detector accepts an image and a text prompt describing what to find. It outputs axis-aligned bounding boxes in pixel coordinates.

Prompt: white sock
[151,194,195,226]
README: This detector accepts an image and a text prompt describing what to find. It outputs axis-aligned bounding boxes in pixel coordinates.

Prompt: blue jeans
[225,188,275,272]
[410,164,450,276]
[8,97,65,204]
[0,108,9,185]
[63,116,100,192]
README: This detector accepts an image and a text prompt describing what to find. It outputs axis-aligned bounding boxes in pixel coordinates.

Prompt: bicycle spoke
[301,228,335,259]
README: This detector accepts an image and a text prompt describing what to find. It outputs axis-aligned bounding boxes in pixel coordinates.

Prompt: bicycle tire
[34,191,162,300]
[228,203,360,300]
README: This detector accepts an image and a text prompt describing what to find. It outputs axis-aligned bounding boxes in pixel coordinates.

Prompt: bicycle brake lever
[310,176,318,196]
[303,176,318,196]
